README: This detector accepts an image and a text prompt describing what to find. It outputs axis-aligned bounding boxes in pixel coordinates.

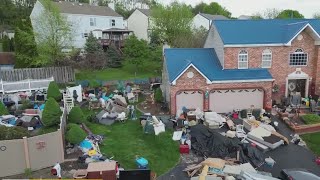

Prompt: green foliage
[0,102,9,115]
[66,123,87,144]
[277,9,304,19]
[115,3,134,19]
[154,88,163,103]
[68,106,86,124]
[313,13,320,19]
[0,126,30,140]
[42,98,62,127]
[151,2,194,45]
[47,81,62,101]
[123,35,149,69]
[301,132,320,156]
[173,27,208,48]
[14,18,39,68]
[1,36,10,52]
[251,13,264,19]
[84,32,102,53]
[107,43,123,68]
[24,168,33,178]
[0,0,36,26]
[18,100,33,110]
[301,114,320,125]
[193,2,231,18]
[89,80,100,88]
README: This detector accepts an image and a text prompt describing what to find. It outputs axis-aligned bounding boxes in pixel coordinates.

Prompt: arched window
[289,48,308,66]
[238,50,248,69]
[261,49,272,68]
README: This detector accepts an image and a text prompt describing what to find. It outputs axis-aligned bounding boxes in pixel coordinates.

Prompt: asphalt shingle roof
[51,1,121,17]
[164,48,273,82]
[199,13,228,20]
[138,9,151,17]
[213,19,320,45]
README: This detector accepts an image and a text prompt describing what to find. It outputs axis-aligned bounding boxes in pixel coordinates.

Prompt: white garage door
[209,89,264,113]
[176,91,204,112]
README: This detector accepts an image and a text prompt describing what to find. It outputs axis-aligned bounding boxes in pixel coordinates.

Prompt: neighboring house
[238,15,253,19]
[163,19,320,115]
[30,0,131,49]
[0,52,15,70]
[0,25,15,39]
[127,9,152,41]
[192,13,228,30]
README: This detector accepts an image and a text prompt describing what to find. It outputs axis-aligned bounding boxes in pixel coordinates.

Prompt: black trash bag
[240,143,265,167]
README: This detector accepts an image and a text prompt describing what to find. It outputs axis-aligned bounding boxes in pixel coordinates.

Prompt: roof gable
[213,19,320,45]
[137,9,150,17]
[199,13,228,20]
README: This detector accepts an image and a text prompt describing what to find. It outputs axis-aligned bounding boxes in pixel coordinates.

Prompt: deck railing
[0,77,54,94]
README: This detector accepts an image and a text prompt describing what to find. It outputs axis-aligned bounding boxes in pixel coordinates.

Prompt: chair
[236,125,247,142]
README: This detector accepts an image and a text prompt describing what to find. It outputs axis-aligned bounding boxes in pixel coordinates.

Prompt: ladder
[63,93,74,113]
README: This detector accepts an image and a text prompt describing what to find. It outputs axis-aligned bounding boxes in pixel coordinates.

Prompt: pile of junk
[170,105,291,180]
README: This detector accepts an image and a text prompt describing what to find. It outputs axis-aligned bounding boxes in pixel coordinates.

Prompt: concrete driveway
[158,116,320,180]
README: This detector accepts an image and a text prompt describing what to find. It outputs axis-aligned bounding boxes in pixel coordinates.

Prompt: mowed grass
[301,114,320,125]
[301,132,320,156]
[83,108,180,175]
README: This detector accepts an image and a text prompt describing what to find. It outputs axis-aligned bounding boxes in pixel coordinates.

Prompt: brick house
[162,19,320,115]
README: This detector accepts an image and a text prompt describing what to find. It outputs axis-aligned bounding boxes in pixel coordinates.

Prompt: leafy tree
[313,13,320,19]
[0,102,9,115]
[172,27,208,48]
[47,81,62,101]
[193,2,231,18]
[0,126,30,140]
[89,80,100,89]
[1,36,10,52]
[107,43,123,68]
[251,12,263,19]
[115,3,134,19]
[277,9,304,19]
[123,35,149,69]
[33,0,73,66]
[154,88,163,103]
[263,8,280,19]
[42,98,62,127]
[68,106,86,124]
[151,2,194,46]
[14,18,38,68]
[66,123,87,144]
[84,32,101,54]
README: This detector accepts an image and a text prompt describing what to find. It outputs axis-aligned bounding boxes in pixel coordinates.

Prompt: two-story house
[30,0,131,49]
[192,13,228,30]
[127,9,152,41]
[162,19,320,115]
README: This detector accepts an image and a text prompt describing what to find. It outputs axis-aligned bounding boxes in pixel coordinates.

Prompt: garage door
[209,89,264,113]
[176,91,204,112]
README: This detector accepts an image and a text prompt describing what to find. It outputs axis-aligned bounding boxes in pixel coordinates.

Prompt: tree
[107,44,123,68]
[263,8,280,19]
[68,106,86,124]
[42,98,62,127]
[115,3,134,19]
[66,123,87,144]
[172,27,208,48]
[196,2,232,18]
[251,12,263,19]
[83,32,107,69]
[154,88,163,103]
[313,13,320,19]
[33,0,73,66]
[84,32,101,53]
[0,102,9,116]
[47,81,62,101]
[123,35,149,69]
[151,2,194,46]
[14,18,39,68]
[1,36,10,52]
[277,9,304,19]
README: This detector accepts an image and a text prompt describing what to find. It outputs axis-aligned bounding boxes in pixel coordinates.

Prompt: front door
[288,79,306,97]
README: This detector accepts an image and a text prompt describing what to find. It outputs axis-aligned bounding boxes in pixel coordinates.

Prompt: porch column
[315,46,320,95]
[264,85,273,111]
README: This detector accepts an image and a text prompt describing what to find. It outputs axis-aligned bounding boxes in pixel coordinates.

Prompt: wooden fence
[0,66,75,83]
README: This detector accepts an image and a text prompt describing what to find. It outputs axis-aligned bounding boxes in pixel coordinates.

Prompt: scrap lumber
[183,164,202,172]
[199,165,209,180]
[272,131,289,144]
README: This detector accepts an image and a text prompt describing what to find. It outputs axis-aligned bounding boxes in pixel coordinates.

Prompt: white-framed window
[90,18,96,26]
[110,19,115,26]
[289,48,308,66]
[238,50,248,69]
[82,33,89,38]
[261,49,272,68]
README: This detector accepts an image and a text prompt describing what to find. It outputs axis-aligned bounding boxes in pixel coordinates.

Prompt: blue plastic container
[136,157,148,169]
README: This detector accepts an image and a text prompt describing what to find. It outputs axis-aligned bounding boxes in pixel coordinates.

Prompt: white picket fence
[0,77,54,94]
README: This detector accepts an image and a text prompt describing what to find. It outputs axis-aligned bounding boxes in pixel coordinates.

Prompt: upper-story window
[261,49,272,68]
[238,50,248,69]
[90,18,96,26]
[110,19,115,27]
[289,48,308,66]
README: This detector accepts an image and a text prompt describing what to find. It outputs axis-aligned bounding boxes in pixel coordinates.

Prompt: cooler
[136,157,148,169]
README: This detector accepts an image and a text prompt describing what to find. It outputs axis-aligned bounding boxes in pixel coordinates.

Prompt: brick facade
[224,30,319,101]
[170,67,273,115]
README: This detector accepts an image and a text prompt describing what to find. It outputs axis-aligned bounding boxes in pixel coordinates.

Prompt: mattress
[247,127,284,149]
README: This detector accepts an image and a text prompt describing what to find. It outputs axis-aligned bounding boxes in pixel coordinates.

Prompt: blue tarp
[79,140,93,149]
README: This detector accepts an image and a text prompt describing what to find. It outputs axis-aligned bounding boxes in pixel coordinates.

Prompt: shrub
[66,123,87,144]
[42,98,62,127]
[47,81,62,101]
[89,80,100,89]
[154,88,163,103]
[68,106,86,124]
[0,126,30,140]
[18,99,33,110]
[0,102,9,115]
[301,114,320,125]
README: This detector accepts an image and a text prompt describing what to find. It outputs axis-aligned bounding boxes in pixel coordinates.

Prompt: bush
[47,81,62,101]
[42,98,62,127]
[68,106,86,124]
[18,99,33,110]
[89,80,100,89]
[0,126,30,140]
[154,88,163,103]
[301,114,320,125]
[66,123,87,144]
[0,102,9,115]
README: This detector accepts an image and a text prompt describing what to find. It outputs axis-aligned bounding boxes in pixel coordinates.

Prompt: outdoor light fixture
[205,87,209,99]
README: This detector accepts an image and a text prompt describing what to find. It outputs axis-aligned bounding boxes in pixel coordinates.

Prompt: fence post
[23,137,31,169]
[0,79,3,93]
[28,79,31,92]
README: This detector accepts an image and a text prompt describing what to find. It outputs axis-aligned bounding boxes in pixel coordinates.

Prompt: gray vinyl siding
[161,56,171,104]
[204,24,225,68]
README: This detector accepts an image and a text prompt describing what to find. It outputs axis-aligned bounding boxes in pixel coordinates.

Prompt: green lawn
[301,132,320,156]
[301,114,320,125]
[75,62,161,81]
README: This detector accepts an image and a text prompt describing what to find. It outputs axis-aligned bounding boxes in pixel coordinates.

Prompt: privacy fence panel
[0,66,75,83]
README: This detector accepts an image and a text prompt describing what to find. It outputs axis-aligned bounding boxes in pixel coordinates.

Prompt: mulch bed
[137,100,169,115]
